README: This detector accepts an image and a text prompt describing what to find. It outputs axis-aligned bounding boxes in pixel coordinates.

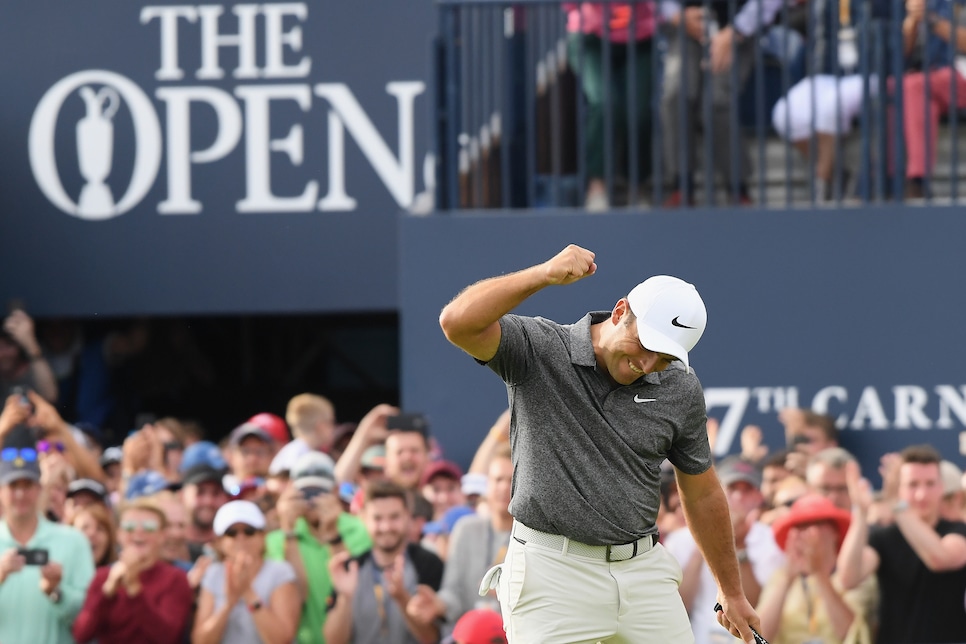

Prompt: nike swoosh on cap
[634,395,656,403]
[671,316,696,329]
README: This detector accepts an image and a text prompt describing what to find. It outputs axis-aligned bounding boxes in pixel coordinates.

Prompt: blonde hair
[285,393,335,436]
[119,498,168,530]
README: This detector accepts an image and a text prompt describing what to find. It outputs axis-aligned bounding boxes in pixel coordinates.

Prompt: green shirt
[0,517,95,644]
[266,513,371,644]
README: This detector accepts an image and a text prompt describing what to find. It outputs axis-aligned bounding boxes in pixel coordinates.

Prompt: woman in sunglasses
[193,500,300,644]
[72,498,195,644]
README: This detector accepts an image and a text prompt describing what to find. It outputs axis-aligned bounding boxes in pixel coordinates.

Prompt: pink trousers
[900,66,966,178]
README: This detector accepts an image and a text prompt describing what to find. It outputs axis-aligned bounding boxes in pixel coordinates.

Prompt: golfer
[439,244,761,643]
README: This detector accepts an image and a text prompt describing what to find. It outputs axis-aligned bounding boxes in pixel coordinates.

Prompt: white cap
[269,438,311,476]
[213,500,266,536]
[291,451,336,493]
[461,473,488,497]
[941,460,963,496]
[627,276,707,373]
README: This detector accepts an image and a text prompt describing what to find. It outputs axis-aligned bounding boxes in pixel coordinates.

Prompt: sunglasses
[37,440,65,454]
[120,519,160,533]
[224,526,258,538]
[1,447,37,463]
[228,478,266,497]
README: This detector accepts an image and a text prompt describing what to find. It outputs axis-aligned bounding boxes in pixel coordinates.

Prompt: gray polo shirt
[486,311,711,545]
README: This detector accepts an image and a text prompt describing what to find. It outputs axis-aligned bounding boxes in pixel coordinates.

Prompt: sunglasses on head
[224,526,258,538]
[37,440,64,454]
[1,447,37,463]
[120,519,160,533]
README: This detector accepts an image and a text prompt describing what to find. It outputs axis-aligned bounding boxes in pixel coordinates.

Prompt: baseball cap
[180,441,227,473]
[451,609,507,644]
[461,473,488,497]
[361,445,386,470]
[228,422,273,447]
[941,460,963,496]
[100,446,123,468]
[213,500,266,536]
[772,494,851,551]
[182,464,226,487]
[716,457,762,489]
[626,276,707,374]
[292,451,336,494]
[269,438,311,476]
[0,427,41,487]
[125,470,171,500]
[67,478,107,502]
[247,413,290,444]
[421,460,463,488]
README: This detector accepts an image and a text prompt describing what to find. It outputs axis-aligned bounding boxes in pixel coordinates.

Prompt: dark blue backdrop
[399,207,966,482]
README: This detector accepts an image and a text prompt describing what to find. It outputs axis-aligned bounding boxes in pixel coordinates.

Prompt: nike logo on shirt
[634,395,656,403]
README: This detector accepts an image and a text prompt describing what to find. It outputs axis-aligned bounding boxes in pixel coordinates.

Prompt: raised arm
[438,244,597,362]
[676,466,762,644]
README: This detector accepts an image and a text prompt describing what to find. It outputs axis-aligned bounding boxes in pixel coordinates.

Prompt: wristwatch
[893,499,910,514]
[48,588,62,604]
[284,530,299,541]
[735,548,749,563]
[247,599,262,613]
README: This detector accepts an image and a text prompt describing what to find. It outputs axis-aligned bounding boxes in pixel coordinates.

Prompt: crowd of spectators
[557,0,966,209]
[4,298,966,643]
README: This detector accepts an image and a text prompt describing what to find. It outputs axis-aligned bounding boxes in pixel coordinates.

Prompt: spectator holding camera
[0,425,94,644]
[0,308,58,403]
[193,500,300,644]
[335,403,402,487]
[72,497,194,644]
[265,451,371,644]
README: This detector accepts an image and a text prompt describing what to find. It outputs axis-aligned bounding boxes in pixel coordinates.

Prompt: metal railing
[432,0,966,211]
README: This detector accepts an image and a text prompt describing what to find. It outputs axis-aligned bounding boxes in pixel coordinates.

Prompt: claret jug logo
[28,3,426,221]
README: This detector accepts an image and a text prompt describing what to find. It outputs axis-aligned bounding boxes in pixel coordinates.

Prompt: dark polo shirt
[485,311,711,546]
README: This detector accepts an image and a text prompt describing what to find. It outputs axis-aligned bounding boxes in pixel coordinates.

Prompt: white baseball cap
[213,500,266,536]
[291,451,336,493]
[626,275,707,373]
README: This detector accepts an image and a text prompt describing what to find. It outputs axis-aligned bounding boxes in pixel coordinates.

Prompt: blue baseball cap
[424,504,476,536]
[180,441,226,473]
[125,470,171,500]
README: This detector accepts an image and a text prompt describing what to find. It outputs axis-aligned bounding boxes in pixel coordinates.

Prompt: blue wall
[400,206,966,481]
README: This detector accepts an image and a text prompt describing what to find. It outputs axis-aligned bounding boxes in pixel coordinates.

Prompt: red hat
[772,494,852,552]
[451,609,506,644]
[247,413,290,444]
[420,460,463,488]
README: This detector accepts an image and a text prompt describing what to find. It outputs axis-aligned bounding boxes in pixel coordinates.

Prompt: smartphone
[387,413,429,434]
[134,413,157,430]
[18,548,49,566]
[7,298,24,314]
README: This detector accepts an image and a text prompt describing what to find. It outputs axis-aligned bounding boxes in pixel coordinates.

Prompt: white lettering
[141,6,199,81]
[198,4,259,80]
[936,385,966,428]
[156,86,242,214]
[235,84,317,212]
[850,386,890,429]
[893,385,931,429]
[315,81,426,210]
[263,3,311,78]
[812,386,849,427]
[704,388,750,457]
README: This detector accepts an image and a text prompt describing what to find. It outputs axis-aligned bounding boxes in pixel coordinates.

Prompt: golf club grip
[712,603,770,644]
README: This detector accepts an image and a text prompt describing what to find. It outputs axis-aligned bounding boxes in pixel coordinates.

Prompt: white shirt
[664,522,785,644]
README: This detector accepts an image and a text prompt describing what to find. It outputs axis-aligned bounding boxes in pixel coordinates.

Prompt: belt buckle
[605,544,615,562]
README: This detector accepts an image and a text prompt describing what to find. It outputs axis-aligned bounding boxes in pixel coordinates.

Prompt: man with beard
[72,497,194,643]
[181,445,229,562]
[325,480,444,644]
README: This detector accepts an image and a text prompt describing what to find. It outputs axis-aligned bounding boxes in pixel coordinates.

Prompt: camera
[18,548,49,566]
[386,412,429,434]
